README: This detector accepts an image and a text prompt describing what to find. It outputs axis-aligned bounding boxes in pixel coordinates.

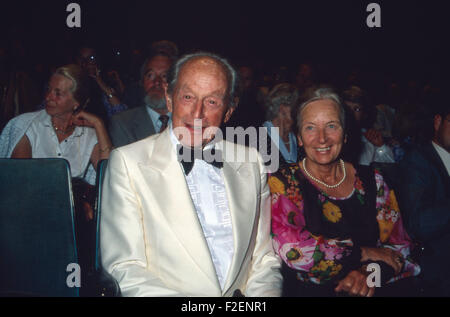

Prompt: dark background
[1,0,449,84]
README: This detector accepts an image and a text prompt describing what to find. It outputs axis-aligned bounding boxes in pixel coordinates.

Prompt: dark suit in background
[399,142,450,296]
[108,106,157,148]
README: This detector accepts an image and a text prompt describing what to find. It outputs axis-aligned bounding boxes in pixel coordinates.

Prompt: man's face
[345,101,364,124]
[77,47,97,76]
[434,114,450,153]
[166,57,235,148]
[142,55,171,103]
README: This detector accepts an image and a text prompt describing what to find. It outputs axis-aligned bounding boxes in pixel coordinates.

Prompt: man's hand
[335,269,375,297]
[364,128,384,147]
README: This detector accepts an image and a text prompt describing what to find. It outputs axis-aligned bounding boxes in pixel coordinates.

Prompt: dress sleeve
[373,170,421,282]
[269,174,361,285]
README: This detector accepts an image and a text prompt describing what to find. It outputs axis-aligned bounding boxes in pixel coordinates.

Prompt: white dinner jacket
[100,128,282,297]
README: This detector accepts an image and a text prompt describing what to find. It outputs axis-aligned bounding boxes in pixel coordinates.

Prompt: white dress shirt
[169,125,234,290]
[432,141,450,176]
[25,110,98,184]
[145,105,172,132]
[359,128,395,166]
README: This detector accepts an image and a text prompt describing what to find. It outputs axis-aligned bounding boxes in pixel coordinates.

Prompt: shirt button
[58,153,61,156]
[65,140,68,142]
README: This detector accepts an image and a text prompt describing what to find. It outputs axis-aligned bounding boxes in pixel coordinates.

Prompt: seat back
[0,158,79,297]
[94,159,108,272]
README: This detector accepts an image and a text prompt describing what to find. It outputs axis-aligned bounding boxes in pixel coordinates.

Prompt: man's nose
[192,100,205,119]
[153,75,164,87]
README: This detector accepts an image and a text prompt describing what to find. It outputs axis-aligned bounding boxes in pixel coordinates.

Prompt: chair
[0,158,79,297]
[82,159,120,297]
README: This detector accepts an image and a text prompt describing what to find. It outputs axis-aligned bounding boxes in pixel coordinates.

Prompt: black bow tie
[177,145,223,175]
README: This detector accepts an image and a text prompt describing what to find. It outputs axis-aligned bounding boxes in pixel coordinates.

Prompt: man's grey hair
[139,52,175,84]
[264,83,299,121]
[296,86,346,134]
[166,52,240,108]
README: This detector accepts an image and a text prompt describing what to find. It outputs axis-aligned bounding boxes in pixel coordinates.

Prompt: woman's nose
[318,129,327,143]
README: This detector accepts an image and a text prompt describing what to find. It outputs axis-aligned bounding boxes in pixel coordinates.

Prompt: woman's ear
[297,134,303,146]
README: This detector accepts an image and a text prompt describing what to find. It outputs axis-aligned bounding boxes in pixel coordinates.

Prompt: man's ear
[434,114,442,134]
[223,97,238,124]
[223,106,235,124]
[164,84,173,113]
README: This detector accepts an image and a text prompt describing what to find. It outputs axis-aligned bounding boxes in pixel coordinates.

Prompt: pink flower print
[280,242,316,272]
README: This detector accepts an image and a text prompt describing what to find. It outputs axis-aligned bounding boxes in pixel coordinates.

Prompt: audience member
[108,52,173,147]
[342,85,395,166]
[261,83,302,167]
[100,52,282,296]
[75,46,128,121]
[269,86,420,297]
[398,103,450,296]
[0,64,113,276]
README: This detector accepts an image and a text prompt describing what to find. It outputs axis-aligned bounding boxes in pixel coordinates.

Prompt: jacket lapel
[137,129,220,291]
[221,143,258,293]
[425,142,450,191]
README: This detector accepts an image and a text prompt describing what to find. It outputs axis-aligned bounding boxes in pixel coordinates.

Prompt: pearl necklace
[302,158,346,189]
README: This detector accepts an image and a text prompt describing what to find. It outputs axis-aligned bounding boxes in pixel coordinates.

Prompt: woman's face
[279,104,294,132]
[297,99,345,166]
[45,74,78,117]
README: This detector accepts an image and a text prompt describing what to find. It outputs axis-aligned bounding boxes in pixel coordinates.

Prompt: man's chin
[144,94,166,110]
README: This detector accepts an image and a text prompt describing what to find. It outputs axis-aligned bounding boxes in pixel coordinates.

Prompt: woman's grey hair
[53,64,90,109]
[264,83,299,121]
[166,52,240,108]
[296,86,346,134]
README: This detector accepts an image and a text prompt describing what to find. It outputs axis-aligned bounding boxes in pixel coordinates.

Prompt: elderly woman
[269,87,420,297]
[262,83,301,167]
[1,64,112,185]
[0,64,113,275]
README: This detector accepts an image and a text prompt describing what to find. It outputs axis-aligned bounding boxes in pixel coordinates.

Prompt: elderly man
[100,52,282,297]
[108,52,173,147]
[399,102,450,296]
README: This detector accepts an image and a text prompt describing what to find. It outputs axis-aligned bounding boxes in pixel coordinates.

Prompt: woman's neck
[271,118,290,143]
[304,158,343,183]
[52,113,73,132]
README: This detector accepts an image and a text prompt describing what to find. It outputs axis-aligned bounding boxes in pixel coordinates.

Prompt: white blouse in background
[25,110,98,184]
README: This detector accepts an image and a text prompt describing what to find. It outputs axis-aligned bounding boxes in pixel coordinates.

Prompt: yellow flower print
[378,219,394,243]
[330,264,343,277]
[389,190,400,212]
[268,176,285,195]
[322,201,342,223]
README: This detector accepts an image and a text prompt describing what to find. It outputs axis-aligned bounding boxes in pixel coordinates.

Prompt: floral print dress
[269,163,420,294]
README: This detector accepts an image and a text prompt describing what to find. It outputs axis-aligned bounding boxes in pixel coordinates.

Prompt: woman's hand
[361,247,404,275]
[72,110,102,129]
[335,268,375,297]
